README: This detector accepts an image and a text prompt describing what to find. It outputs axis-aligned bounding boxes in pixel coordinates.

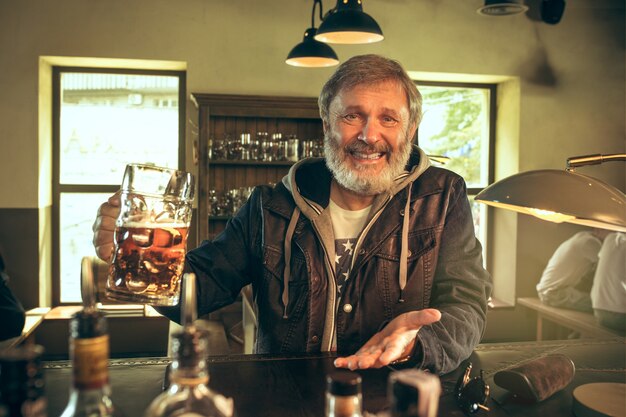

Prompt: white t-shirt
[591,232,626,313]
[328,199,372,294]
[536,231,602,296]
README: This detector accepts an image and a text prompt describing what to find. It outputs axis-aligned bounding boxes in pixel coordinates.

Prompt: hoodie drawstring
[282,206,301,318]
[398,185,412,303]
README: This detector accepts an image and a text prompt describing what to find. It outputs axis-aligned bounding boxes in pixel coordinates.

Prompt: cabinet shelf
[208,160,295,167]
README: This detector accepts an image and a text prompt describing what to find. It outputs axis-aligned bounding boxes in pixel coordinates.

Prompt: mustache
[345,140,391,154]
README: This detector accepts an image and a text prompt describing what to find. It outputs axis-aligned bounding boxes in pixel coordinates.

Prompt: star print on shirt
[335,238,356,295]
[342,240,354,255]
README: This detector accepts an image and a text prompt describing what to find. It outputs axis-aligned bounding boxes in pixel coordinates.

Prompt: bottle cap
[327,370,362,396]
[171,326,208,368]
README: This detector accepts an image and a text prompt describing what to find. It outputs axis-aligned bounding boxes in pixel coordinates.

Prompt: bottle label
[71,334,110,389]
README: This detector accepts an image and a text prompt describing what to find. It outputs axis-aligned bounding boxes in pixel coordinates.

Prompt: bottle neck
[169,359,210,387]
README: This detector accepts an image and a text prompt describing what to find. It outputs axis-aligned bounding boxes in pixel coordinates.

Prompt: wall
[0,0,624,340]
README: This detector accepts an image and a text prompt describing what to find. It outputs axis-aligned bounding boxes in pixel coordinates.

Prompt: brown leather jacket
[174,147,491,374]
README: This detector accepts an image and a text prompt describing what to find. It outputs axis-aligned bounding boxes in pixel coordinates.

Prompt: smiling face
[324,80,416,195]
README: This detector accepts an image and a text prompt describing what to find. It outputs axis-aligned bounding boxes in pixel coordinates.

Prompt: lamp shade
[315,0,384,44]
[286,28,340,68]
[475,169,626,232]
[477,0,528,16]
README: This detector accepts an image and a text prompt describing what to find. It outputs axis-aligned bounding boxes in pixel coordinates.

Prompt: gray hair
[318,54,422,130]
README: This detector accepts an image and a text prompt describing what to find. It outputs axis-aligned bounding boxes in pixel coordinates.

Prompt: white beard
[324,131,412,196]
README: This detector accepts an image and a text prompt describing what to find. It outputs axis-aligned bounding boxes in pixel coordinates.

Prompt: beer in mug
[106,164,194,306]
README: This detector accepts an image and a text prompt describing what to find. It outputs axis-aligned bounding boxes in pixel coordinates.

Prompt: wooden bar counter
[43,338,625,417]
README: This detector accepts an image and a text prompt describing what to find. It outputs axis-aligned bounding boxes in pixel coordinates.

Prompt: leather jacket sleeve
[413,176,492,375]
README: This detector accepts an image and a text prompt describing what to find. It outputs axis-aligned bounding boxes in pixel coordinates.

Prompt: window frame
[415,79,497,265]
[51,66,186,306]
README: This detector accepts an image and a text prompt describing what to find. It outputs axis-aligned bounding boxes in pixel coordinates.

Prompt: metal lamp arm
[566,153,626,171]
[312,0,324,28]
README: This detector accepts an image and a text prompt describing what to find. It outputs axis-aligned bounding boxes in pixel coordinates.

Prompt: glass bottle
[144,273,234,417]
[325,370,363,417]
[59,309,124,417]
[0,344,47,417]
[388,369,440,417]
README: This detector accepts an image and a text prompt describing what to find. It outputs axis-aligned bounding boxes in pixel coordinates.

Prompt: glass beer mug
[106,164,195,306]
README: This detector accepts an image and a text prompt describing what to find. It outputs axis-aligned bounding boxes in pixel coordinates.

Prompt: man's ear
[322,120,329,135]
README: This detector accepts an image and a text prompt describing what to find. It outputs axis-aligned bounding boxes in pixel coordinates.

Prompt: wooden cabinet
[191,94,323,242]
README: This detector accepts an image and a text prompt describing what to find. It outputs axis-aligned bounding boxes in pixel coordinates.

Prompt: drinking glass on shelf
[287,135,299,162]
[257,132,271,161]
[314,139,324,157]
[240,133,252,161]
[301,139,320,158]
[106,164,195,306]
[213,191,230,217]
[226,133,241,160]
[250,135,261,161]
[271,133,283,161]
[211,136,227,160]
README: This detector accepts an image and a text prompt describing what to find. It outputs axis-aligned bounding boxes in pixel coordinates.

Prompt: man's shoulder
[253,182,296,215]
[421,166,464,181]
[411,166,464,196]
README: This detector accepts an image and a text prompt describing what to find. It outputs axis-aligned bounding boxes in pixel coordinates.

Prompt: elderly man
[93,54,491,375]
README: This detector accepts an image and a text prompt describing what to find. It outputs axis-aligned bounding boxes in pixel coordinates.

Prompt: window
[417,81,496,261]
[53,68,186,304]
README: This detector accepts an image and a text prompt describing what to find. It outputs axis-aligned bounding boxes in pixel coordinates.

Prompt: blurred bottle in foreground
[0,344,47,417]
[60,257,124,417]
[59,309,125,417]
[143,273,234,417]
[388,369,440,417]
[325,370,363,417]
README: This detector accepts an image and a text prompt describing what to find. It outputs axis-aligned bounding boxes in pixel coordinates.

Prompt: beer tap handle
[182,272,197,327]
[80,257,98,312]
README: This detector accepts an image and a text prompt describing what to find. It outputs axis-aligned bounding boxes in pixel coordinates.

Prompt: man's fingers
[92,193,121,262]
[95,244,114,263]
[334,310,442,370]
[107,191,121,206]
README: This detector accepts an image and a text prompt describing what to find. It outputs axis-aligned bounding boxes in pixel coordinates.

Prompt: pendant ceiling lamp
[286,0,339,68]
[477,0,528,16]
[475,153,626,232]
[315,0,384,44]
